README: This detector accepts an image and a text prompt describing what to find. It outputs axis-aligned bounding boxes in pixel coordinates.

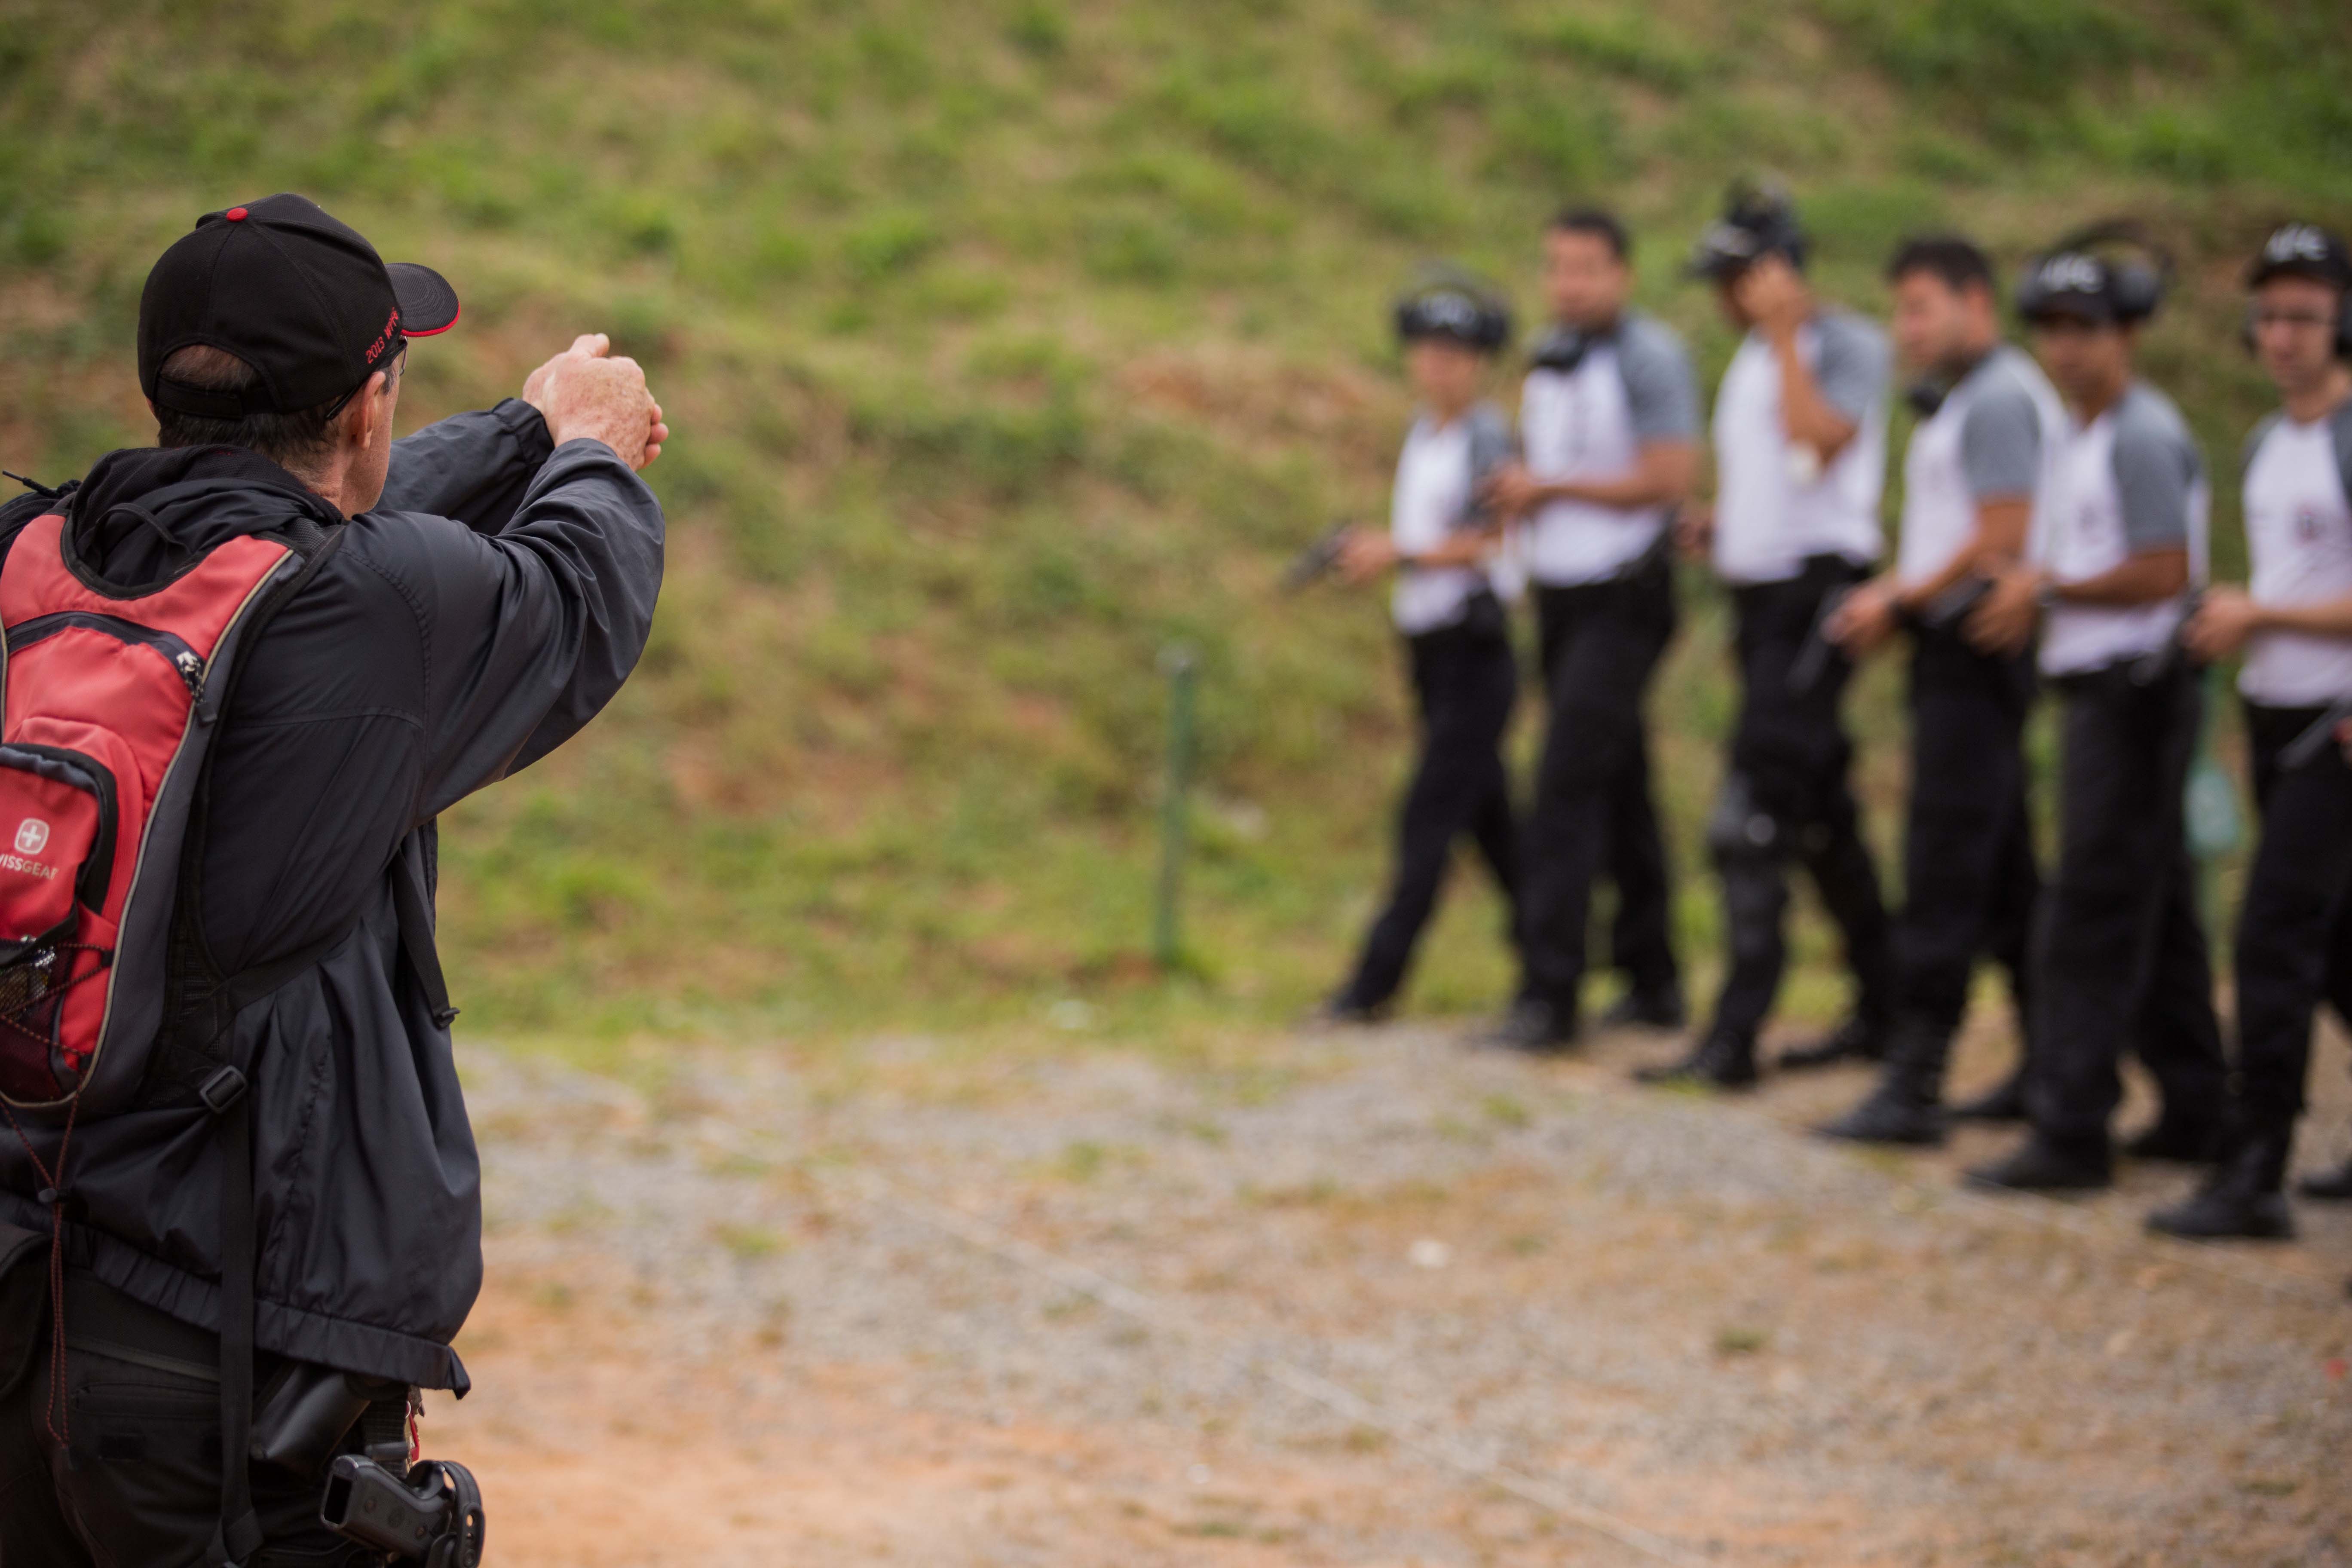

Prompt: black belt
[62,1266,247,1385]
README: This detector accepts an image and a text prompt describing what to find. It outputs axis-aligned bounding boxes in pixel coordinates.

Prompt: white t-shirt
[2037,383,2209,678]
[2239,405,2352,707]
[1389,405,1508,635]
[1896,345,2064,588]
[1518,312,1699,585]
[1711,310,1890,585]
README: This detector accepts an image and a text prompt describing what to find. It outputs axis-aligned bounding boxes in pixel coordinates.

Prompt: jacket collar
[64,445,342,589]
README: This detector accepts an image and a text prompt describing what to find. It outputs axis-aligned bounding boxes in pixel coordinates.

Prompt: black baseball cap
[2017,251,2120,323]
[138,193,460,420]
[2248,222,2352,291]
[1688,178,1807,280]
[1395,277,1512,352]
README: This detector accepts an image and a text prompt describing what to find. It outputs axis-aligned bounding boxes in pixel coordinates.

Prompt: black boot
[2297,1155,2352,1201]
[1482,996,1577,1055]
[1965,1132,2113,1192]
[2123,1111,2225,1164]
[1598,983,1687,1032]
[1948,1066,2028,1123]
[1775,1014,1886,1072]
[2147,1129,2296,1240]
[1634,1029,1758,1090]
[1816,1021,1949,1146]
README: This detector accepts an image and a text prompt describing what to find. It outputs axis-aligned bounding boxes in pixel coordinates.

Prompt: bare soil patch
[435,1014,2352,1566]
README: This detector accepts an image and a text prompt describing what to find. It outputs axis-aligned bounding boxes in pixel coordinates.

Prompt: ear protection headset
[2015,219,2172,327]
[1394,268,1513,352]
[2240,221,2352,359]
[1527,318,1626,374]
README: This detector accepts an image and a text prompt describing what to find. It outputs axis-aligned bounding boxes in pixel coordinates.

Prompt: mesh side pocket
[0,744,117,1103]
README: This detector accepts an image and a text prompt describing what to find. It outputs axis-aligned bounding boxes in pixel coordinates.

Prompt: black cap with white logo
[2017,251,2122,322]
[138,193,461,420]
[2247,222,2352,291]
[1687,178,1807,280]
[1395,280,1513,352]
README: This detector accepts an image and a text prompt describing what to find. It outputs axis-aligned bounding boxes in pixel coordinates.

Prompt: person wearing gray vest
[1815,236,2054,1145]
[1320,277,1525,1020]
[1964,230,2228,1193]
[1480,208,1696,1052]
[2150,224,2352,1236]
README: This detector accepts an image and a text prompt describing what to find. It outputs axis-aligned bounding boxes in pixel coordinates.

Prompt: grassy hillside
[4,0,2350,1050]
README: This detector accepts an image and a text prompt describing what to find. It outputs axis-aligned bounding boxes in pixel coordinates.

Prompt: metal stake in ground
[1154,644,1198,972]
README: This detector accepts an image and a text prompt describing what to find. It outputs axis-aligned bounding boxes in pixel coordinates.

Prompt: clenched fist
[521,334,669,471]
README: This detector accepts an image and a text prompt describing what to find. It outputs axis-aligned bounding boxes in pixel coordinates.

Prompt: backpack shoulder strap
[0,484,74,577]
[148,520,351,1568]
[141,526,352,1106]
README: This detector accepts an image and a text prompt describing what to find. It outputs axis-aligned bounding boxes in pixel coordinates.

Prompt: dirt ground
[432,1012,2352,1567]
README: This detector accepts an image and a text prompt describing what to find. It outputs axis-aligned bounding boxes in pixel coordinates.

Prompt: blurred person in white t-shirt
[2149,224,2352,1237]
[1634,181,1895,1092]
[1318,278,1525,1023]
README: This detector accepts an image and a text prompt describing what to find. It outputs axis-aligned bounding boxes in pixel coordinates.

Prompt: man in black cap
[1964,229,2227,1191]
[1638,181,1895,1089]
[1320,274,1522,1021]
[2148,223,2352,1235]
[0,193,666,1563]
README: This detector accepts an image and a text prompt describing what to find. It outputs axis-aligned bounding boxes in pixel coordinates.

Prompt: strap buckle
[198,1065,247,1115]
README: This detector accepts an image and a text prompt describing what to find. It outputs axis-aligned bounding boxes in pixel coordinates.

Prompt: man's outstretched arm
[380,334,668,535]
[391,339,672,817]
[380,399,556,535]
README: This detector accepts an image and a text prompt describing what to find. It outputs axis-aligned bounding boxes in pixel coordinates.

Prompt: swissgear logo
[0,818,57,881]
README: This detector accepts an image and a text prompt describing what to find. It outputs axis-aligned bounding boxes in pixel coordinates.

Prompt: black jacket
[0,400,664,1389]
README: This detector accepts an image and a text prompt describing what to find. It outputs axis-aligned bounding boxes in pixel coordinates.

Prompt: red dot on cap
[225,207,248,221]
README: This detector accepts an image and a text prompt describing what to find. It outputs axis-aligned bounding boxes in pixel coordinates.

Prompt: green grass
[2,0,2345,1053]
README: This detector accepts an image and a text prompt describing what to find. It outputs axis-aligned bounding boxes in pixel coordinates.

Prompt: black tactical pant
[1340,603,1522,1008]
[1704,559,1893,1044]
[2029,663,2227,1146]
[2232,700,2352,1132]
[0,1263,376,1568]
[1516,560,1681,1016]
[1890,625,2039,1041]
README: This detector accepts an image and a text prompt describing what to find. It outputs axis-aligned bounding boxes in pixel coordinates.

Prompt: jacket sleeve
[1618,318,1700,443]
[380,400,559,536]
[1813,314,1890,425]
[2332,403,2352,508]
[2110,404,2198,554]
[383,438,666,818]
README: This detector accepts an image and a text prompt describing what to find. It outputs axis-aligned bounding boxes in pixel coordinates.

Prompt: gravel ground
[434,1013,2352,1567]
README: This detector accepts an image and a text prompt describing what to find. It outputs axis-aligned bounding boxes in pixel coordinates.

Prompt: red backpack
[0,506,325,1115]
